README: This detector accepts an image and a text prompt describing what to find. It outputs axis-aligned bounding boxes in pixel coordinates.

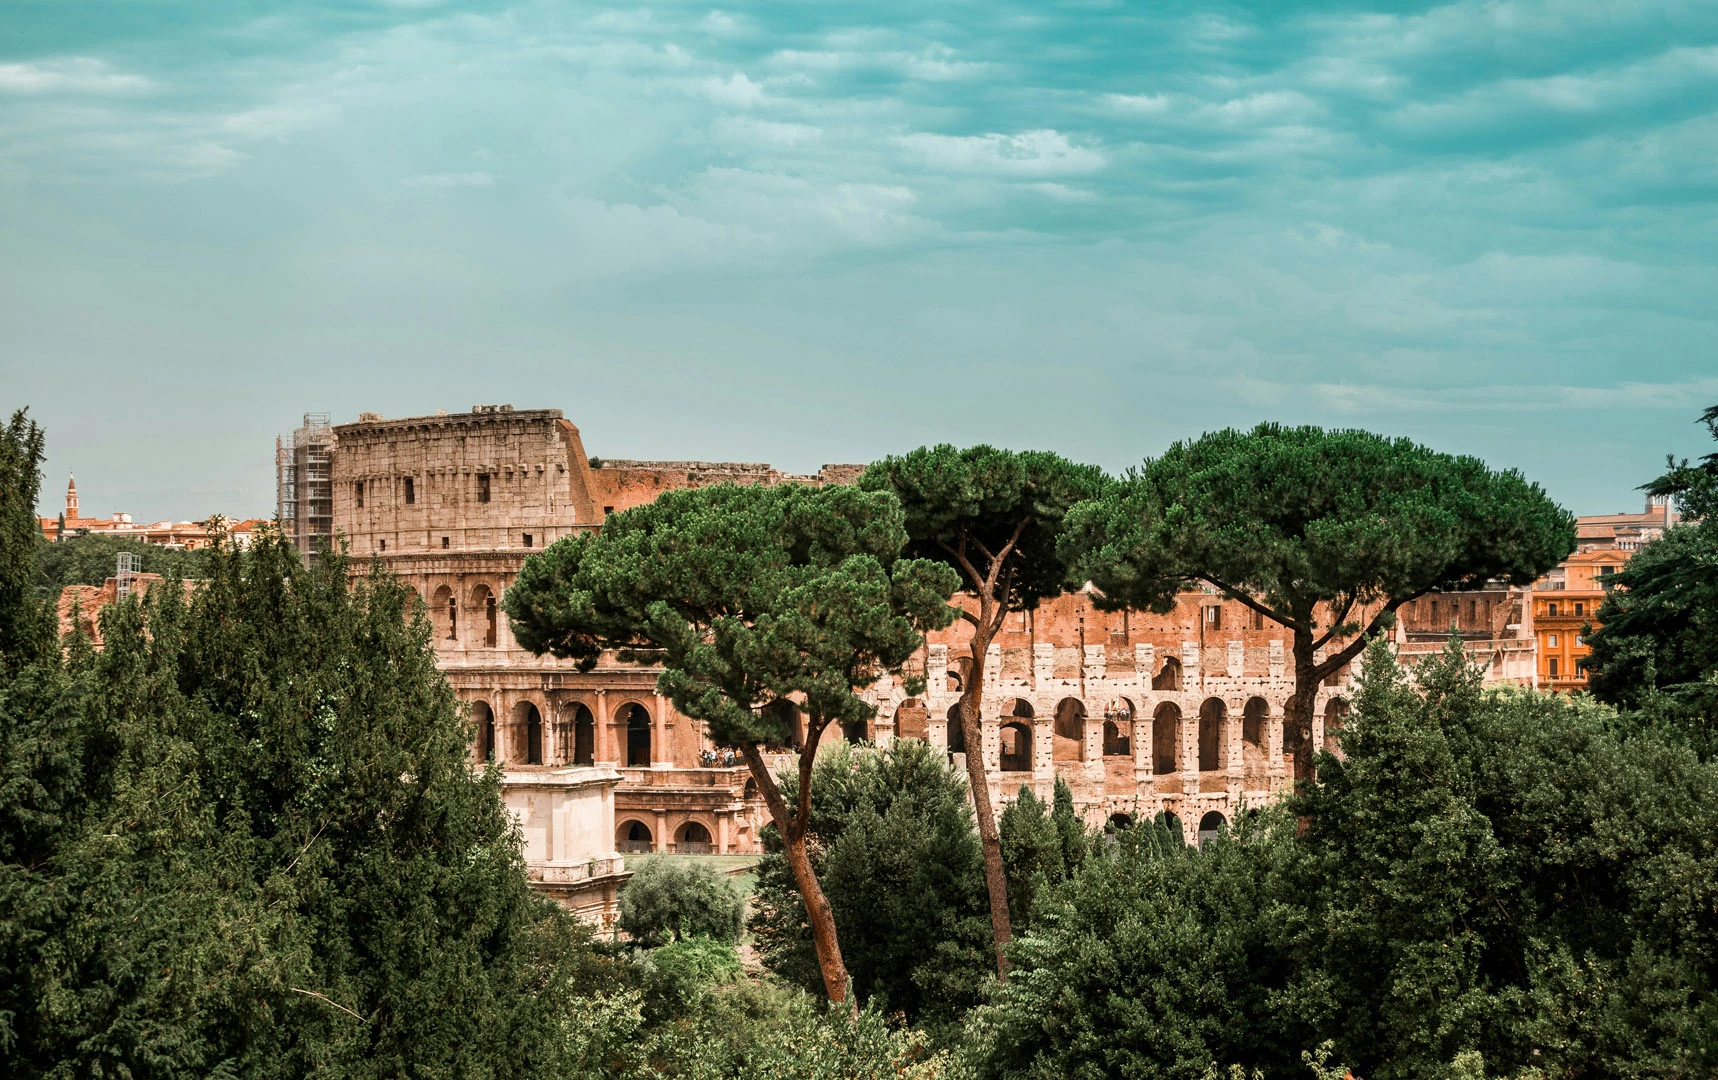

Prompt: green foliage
[32,531,210,596]
[504,482,959,748]
[1284,637,1718,1079]
[967,812,1299,1080]
[858,443,1108,610]
[0,531,596,1078]
[0,410,51,671]
[998,779,1090,931]
[1645,403,1718,521]
[620,858,745,947]
[750,740,992,1027]
[1064,424,1574,624]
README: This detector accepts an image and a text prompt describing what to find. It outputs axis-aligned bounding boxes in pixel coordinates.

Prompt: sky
[4,0,1716,521]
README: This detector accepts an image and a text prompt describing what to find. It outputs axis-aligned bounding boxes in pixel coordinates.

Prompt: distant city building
[38,474,264,550]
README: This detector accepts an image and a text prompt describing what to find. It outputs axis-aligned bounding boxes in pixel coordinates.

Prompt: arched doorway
[1152,655,1182,691]
[622,703,652,766]
[1198,698,1226,772]
[1054,698,1086,761]
[431,585,456,641]
[617,820,653,854]
[472,700,495,762]
[470,583,498,648]
[571,703,595,766]
[1242,697,1268,748]
[945,703,966,754]
[1106,812,1134,833]
[1102,698,1134,757]
[1198,811,1226,847]
[675,821,714,854]
[999,722,1032,772]
[515,701,543,765]
[1152,702,1181,775]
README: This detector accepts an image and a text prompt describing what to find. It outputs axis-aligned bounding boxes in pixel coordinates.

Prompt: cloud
[0,58,154,95]
[898,130,1104,176]
[698,73,766,107]
[402,170,497,187]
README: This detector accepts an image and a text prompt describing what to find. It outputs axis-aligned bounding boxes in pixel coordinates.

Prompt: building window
[354,481,364,509]
[1547,602,1559,616]
[477,473,491,503]
[403,477,415,504]
[1574,602,1584,616]
[523,533,533,548]
[1248,608,1266,630]
[603,505,615,516]
[1549,657,1559,678]
[379,538,386,552]
[1204,606,1222,631]
[1548,634,1558,647]
[442,536,450,549]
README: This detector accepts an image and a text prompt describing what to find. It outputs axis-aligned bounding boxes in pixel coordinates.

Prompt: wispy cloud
[402,170,497,187]
[0,58,153,95]
[897,130,1104,176]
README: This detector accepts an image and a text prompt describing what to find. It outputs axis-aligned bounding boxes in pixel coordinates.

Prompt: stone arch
[1106,812,1134,833]
[513,700,544,765]
[947,656,971,694]
[568,701,595,766]
[1198,810,1227,846]
[999,721,1032,772]
[1241,696,1270,777]
[617,818,654,853]
[1003,697,1035,721]
[1198,698,1226,772]
[430,584,457,641]
[472,699,495,762]
[894,698,928,742]
[743,776,759,801]
[619,701,652,766]
[469,582,498,647]
[675,819,714,853]
[945,703,966,754]
[1152,701,1181,775]
[1053,697,1086,761]
[1102,698,1134,757]
[1152,654,1183,691]
[1323,697,1351,755]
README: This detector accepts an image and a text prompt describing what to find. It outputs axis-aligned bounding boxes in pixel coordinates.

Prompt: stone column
[1083,714,1104,769]
[1033,716,1054,781]
[1133,716,1150,780]
[1267,704,1286,787]
[652,692,671,770]
[654,810,668,853]
[594,689,616,766]
[718,812,731,855]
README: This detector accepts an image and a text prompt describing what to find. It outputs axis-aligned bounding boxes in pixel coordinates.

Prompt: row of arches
[1098,809,1231,846]
[617,819,715,854]
[431,583,501,648]
[930,694,1349,773]
[470,698,656,767]
[938,654,1192,696]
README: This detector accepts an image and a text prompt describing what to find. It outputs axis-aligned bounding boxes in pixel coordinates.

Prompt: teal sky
[4,1,1716,520]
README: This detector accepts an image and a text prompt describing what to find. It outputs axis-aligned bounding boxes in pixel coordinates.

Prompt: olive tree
[503,482,957,1007]
[1062,424,1573,781]
[859,446,1106,974]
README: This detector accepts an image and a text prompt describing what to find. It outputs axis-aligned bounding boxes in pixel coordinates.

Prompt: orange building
[1532,548,1629,691]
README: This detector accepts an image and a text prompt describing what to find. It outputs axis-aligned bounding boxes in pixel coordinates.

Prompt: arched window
[472,700,495,762]
[1323,698,1351,755]
[1152,655,1182,691]
[515,701,543,766]
[470,584,498,647]
[945,703,967,753]
[999,722,1032,772]
[1198,811,1227,847]
[617,820,653,853]
[1198,698,1226,772]
[431,585,456,640]
[1242,697,1268,747]
[572,703,595,766]
[894,698,928,742]
[1153,702,1181,775]
[1103,720,1131,757]
[1054,698,1087,761]
[676,821,713,854]
[622,703,652,767]
[1106,812,1134,833]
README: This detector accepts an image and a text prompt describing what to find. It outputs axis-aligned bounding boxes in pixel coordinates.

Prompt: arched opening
[894,698,928,742]
[945,704,966,754]
[743,777,758,801]
[841,716,870,744]
[514,701,543,765]
[431,585,456,640]
[1198,698,1226,772]
[999,721,1032,772]
[472,700,495,762]
[1323,698,1351,755]
[470,583,498,648]
[1106,812,1134,833]
[622,703,652,766]
[1054,698,1087,761]
[1242,697,1268,747]
[617,820,653,854]
[1103,721,1131,757]
[1198,811,1227,847]
[1152,655,1182,691]
[571,703,595,766]
[675,820,713,854]
[1004,698,1035,721]
[948,656,971,694]
[1152,702,1181,775]
[1156,811,1184,844]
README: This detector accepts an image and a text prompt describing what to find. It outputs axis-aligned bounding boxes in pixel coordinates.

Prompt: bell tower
[65,474,78,521]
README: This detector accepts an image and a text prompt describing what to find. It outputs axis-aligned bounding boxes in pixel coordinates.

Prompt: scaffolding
[115,551,140,601]
[276,412,334,558]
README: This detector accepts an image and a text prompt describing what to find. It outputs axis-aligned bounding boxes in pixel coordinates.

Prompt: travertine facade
[322,404,1551,858]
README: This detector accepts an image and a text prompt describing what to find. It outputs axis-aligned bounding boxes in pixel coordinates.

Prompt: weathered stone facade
[324,404,1547,855]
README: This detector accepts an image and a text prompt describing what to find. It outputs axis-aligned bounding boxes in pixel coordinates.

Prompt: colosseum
[320,404,1538,879]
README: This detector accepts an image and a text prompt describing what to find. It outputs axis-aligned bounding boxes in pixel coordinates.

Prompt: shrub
[620,857,744,947]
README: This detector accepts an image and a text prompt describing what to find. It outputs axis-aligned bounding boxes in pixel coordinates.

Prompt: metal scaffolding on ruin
[276,412,333,558]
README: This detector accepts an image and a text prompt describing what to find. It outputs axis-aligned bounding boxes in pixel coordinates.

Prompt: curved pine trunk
[960,625,1013,975]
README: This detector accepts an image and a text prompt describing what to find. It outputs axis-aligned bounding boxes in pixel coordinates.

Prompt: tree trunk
[782,829,852,1010]
[1287,633,1320,784]
[959,622,1013,976]
[738,744,853,1011]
